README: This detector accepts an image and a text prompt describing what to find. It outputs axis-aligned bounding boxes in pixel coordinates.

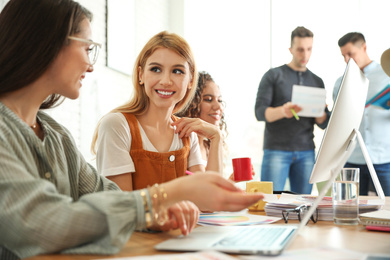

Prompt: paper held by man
[291,85,326,117]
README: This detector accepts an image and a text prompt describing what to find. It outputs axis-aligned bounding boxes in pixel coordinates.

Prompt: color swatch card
[198,210,281,226]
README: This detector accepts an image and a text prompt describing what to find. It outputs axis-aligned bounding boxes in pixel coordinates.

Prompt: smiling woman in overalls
[91,31,224,232]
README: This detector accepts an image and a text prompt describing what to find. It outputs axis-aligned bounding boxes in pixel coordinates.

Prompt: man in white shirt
[333,32,390,196]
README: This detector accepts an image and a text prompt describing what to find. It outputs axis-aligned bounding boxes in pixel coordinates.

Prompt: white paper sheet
[291,85,326,117]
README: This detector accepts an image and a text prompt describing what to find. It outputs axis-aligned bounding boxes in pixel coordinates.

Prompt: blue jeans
[345,162,390,196]
[261,149,314,194]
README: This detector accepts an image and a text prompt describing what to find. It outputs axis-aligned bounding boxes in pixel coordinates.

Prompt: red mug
[232,157,253,182]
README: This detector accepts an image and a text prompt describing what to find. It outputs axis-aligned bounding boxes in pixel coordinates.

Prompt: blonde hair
[91,31,197,155]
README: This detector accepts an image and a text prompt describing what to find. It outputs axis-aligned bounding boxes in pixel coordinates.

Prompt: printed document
[291,85,326,117]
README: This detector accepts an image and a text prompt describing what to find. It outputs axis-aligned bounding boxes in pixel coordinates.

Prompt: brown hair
[0,0,92,109]
[338,32,365,48]
[291,26,313,47]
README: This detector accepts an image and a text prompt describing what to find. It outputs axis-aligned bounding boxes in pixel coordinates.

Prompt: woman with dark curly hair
[177,72,255,180]
[176,71,227,166]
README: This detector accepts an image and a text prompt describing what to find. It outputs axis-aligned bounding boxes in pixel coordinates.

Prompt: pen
[290,108,300,120]
[185,170,193,175]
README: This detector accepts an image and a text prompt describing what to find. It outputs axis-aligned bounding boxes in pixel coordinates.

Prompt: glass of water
[332,168,360,225]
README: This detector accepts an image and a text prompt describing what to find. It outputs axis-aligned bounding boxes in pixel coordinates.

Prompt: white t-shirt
[96,113,204,177]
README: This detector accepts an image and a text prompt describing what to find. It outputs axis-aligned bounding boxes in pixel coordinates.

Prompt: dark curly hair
[176,71,228,152]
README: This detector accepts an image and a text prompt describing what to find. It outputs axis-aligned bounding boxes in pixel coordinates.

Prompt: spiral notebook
[359,210,390,226]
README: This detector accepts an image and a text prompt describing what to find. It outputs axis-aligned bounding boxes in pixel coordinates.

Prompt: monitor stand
[302,128,385,224]
[353,128,385,200]
[317,128,385,200]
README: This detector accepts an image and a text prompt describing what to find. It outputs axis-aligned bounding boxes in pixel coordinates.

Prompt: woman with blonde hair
[91,31,224,231]
[92,31,223,189]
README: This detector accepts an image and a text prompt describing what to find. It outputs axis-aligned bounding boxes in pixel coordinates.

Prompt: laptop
[155,187,327,256]
[155,190,326,256]
[154,163,352,255]
[155,222,299,255]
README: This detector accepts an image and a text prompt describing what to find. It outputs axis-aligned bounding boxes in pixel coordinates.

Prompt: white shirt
[96,113,203,176]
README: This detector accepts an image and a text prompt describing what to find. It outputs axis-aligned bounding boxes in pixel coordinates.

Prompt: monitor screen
[309,59,369,183]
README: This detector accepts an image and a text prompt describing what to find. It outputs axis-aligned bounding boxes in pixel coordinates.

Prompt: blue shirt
[333,61,390,164]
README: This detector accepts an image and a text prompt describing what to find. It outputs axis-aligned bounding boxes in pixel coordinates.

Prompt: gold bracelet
[149,183,168,226]
[156,184,168,226]
[140,190,152,228]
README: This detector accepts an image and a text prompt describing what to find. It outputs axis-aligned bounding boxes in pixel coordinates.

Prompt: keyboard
[216,227,288,247]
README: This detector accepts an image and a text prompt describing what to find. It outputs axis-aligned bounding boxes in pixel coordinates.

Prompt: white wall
[183,0,390,181]
[183,0,270,178]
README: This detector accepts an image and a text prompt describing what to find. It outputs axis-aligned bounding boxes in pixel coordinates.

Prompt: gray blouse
[0,102,148,259]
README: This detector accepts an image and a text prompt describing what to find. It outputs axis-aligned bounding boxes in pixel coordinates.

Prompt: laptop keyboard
[217,227,287,247]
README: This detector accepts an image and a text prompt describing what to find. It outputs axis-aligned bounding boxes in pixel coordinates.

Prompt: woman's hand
[164,172,264,212]
[149,201,199,236]
[173,117,223,173]
[172,117,221,142]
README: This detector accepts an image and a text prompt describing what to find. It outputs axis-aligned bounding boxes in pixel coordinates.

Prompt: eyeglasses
[68,36,102,65]
[282,204,318,224]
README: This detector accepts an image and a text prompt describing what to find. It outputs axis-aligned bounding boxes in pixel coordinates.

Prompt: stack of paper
[263,193,382,221]
[264,194,333,221]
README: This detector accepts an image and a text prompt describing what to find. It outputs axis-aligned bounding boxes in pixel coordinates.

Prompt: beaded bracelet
[150,183,168,226]
[140,190,152,228]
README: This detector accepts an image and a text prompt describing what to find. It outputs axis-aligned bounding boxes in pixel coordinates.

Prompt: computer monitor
[308,58,384,200]
[309,58,367,183]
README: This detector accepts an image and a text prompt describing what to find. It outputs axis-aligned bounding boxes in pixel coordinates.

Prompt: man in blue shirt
[333,32,390,196]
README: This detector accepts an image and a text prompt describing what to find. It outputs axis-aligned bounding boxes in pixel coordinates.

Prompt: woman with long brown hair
[0,1,262,258]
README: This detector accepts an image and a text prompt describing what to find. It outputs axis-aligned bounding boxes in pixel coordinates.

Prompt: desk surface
[26,196,390,260]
